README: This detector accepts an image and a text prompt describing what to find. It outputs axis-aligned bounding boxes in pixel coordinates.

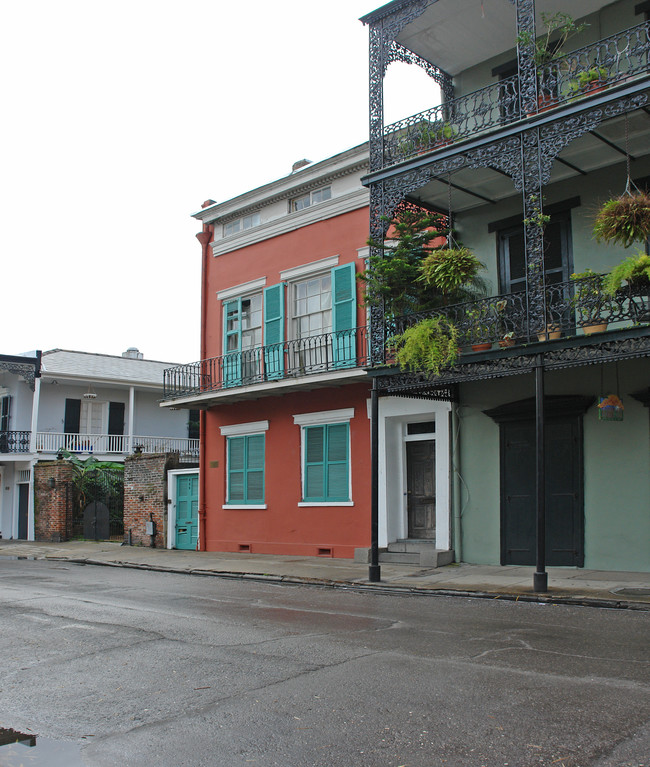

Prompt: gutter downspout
[451,404,462,563]
[196,209,214,552]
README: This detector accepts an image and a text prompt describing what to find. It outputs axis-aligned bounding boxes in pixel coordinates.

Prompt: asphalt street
[0,558,648,767]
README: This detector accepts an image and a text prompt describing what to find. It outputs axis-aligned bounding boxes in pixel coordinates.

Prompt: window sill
[222,504,267,510]
[298,502,354,507]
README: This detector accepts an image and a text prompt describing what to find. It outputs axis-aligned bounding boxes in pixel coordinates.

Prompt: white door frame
[375,397,451,550]
[167,469,199,550]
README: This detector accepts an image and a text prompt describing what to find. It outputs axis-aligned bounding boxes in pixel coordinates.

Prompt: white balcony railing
[35,432,199,460]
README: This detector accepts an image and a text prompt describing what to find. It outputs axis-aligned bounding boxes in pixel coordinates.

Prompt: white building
[0,348,198,540]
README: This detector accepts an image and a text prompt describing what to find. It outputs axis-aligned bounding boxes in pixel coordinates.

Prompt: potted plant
[398,120,457,157]
[499,331,516,348]
[389,316,459,375]
[419,246,485,298]
[571,269,609,334]
[568,66,608,97]
[465,306,493,351]
[517,12,589,112]
[593,191,650,249]
[604,252,650,322]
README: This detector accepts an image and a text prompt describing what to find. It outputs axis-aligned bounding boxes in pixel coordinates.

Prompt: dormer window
[223,212,261,238]
[290,186,331,213]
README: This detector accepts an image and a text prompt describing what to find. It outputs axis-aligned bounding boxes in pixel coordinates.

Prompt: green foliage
[568,66,608,94]
[57,449,124,511]
[390,317,459,375]
[419,247,486,298]
[398,120,457,156]
[570,269,609,323]
[360,209,449,316]
[593,192,650,248]
[603,251,650,295]
[516,12,588,66]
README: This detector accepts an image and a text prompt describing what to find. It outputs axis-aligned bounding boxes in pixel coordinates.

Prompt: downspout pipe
[533,355,548,592]
[196,207,214,552]
[451,404,462,563]
[369,377,381,582]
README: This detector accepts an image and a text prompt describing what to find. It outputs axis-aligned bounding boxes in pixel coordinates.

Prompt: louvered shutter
[64,399,81,434]
[332,263,356,368]
[326,423,349,500]
[246,434,265,502]
[223,300,242,387]
[264,284,285,380]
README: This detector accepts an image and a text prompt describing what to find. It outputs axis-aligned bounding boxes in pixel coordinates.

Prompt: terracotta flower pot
[499,337,515,348]
[537,325,561,342]
[583,323,608,335]
[471,343,492,352]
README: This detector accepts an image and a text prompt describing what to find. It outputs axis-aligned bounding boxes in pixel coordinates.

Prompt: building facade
[360,0,650,580]
[0,348,198,540]
[162,146,375,558]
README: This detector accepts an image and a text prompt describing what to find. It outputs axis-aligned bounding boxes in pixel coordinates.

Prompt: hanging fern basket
[593,191,650,248]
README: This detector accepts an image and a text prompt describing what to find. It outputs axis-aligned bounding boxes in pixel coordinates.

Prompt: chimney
[122,347,143,359]
[291,159,311,173]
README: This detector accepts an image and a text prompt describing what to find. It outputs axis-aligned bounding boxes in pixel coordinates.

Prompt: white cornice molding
[194,148,368,224]
[216,277,267,301]
[219,420,269,437]
[293,408,355,426]
[280,256,339,281]
[211,188,369,258]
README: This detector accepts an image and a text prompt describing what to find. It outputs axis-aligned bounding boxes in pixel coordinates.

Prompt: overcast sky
[2,0,437,364]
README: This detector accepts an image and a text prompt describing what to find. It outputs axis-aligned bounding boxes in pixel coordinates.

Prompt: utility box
[145,520,155,536]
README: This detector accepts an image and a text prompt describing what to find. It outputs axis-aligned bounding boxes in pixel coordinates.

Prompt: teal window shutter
[227,434,265,504]
[331,263,356,368]
[303,423,349,502]
[264,284,285,380]
[223,299,242,387]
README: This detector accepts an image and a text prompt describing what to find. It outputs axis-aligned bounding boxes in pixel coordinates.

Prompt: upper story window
[290,186,331,213]
[293,274,332,339]
[223,212,261,238]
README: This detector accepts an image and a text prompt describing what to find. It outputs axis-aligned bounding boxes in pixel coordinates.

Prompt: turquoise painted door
[175,473,199,550]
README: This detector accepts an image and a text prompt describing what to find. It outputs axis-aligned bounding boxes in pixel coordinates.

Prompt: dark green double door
[501,415,584,567]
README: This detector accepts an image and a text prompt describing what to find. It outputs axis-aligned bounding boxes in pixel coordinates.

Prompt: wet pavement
[0,539,648,609]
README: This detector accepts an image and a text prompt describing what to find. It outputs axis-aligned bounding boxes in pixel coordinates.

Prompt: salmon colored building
[162,144,373,558]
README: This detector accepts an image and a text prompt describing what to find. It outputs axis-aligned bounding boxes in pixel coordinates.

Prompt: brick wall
[33,461,76,542]
[124,453,181,547]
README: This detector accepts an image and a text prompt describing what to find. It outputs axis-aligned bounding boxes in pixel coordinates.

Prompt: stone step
[387,539,438,553]
[378,551,421,565]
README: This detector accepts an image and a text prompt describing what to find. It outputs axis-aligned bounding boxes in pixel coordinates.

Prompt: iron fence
[0,431,31,453]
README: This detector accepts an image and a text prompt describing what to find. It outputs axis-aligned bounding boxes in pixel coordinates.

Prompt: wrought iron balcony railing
[381,20,650,168]
[163,327,368,400]
[389,273,649,354]
[0,430,31,453]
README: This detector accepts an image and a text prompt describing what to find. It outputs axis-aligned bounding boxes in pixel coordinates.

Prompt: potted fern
[594,191,650,249]
[389,316,459,375]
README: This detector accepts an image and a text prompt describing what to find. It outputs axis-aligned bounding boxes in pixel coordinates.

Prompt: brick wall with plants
[34,460,76,542]
[124,453,180,547]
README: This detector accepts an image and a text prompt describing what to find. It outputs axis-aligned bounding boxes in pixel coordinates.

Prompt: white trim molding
[219,420,270,437]
[217,277,267,302]
[280,255,339,281]
[298,502,355,507]
[357,246,370,260]
[222,504,267,510]
[293,408,354,427]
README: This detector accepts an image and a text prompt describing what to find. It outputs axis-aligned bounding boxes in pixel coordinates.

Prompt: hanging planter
[593,191,650,248]
[598,394,624,422]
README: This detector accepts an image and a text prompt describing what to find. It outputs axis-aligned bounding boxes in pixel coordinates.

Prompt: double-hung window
[294,409,353,505]
[223,293,263,385]
[223,213,261,238]
[220,421,268,508]
[290,186,331,212]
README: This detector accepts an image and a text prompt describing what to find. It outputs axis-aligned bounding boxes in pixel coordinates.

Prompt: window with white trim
[223,212,261,238]
[226,433,265,504]
[220,259,358,382]
[294,409,353,505]
[220,421,269,507]
[290,186,331,212]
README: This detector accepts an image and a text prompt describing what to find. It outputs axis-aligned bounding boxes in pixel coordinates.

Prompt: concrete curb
[42,555,650,611]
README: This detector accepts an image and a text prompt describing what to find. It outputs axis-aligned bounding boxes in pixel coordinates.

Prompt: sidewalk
[1,539,649,610]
